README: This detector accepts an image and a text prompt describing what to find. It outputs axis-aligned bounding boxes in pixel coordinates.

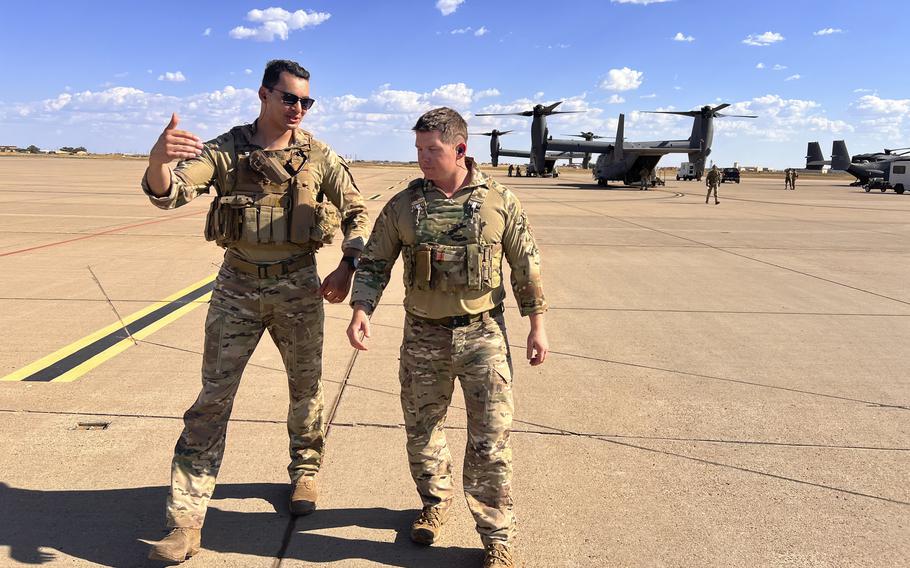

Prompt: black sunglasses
[269,88,315,110]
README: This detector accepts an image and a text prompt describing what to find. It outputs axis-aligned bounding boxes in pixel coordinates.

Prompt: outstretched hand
[149,113,204,166]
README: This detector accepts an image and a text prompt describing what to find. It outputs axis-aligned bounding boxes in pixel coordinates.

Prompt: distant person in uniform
[514,165,522,177]
[639,167,650,191]
[784,168,792,190]
[790,169,798,190]
[348,107,548,568]
[507,164,513,177]
[705,165,721,205]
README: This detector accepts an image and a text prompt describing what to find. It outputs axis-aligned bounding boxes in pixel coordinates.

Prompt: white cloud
[854,95,910,115]
[430,83,474,107]
[712,94,852,142]
[472,88,500,101]
[230,8,331,42]
[673,32,694,42]
[599,67,643,91]
[853,88,873,93]
[243,69,253,75]
[451,27,471,34]
[611,0,672,4]
[756,62,765,69]
[474,26,488,36]
[813,27,843,36]
[203,27,211,36]
[772,64,787,71]
[742,31,784,46]
[3,83,868,163]
[436,0,464,16]
[547,43,570,49]
[785,74,801,81]
[332,94,368,112]
[158,71,186,82]
[640,93,657,99]
[607,95,626,104]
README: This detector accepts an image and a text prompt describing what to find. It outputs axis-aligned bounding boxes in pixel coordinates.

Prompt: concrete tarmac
[0,156,907,567]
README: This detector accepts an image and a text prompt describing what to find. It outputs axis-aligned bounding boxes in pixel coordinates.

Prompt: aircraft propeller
[563,132,606,140]
[644,103,757,119]
[476,101,584,117]
[470,130,513,137]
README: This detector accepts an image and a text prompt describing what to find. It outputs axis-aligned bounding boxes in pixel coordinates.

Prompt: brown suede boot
[409,505,450,545]
[482,542,514,568]
[289,477,317,516]
[147,527,201,563]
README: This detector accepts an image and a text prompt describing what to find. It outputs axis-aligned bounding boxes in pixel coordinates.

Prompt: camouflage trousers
[399,311,516,546]
[167,261,325,528]
[706,182,719,202]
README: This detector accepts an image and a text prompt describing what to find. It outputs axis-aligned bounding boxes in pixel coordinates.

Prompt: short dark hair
[412,107,468,145]
[262,60,310,89]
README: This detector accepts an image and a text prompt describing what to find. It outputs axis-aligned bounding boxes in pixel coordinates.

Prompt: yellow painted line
[1,274,216,383]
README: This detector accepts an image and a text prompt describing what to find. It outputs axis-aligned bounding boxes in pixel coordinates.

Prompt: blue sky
[2,0,909,168]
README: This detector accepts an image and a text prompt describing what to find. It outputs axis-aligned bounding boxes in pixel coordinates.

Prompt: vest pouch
[269,206,287,244]
[466,243,482,290]
[242,207,259,243]
[257,206,272,243]
[311,201,341,245]
[429,244,468,292]
[204,199,219,242]
[290,179,316,243]
[412,245,432,289]
[248,150,292,185]
[207,195,253,246]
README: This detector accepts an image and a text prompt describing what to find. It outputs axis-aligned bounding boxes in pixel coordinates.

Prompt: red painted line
[0,209,205,258]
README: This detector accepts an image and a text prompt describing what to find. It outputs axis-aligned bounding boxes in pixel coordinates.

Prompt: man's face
[259,71,310,131]
[415,130,463,180]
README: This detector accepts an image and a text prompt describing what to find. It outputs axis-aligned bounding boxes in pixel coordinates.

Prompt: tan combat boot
[289,477,317,516]
[147,527,201,563]
[482,542,514,568]
[410,505,450,545]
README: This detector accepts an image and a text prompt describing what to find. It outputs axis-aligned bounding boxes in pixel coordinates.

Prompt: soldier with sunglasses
[141,59,369,563]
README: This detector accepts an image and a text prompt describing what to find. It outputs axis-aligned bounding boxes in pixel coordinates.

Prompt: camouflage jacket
[141,121,369,263]
[351,160,547,319]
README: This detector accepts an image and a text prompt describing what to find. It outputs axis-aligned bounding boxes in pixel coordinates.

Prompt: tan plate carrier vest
[203,127,341,248]
[402,180,503,293]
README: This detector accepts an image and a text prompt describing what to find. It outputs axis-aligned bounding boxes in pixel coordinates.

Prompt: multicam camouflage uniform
[141,121,369,528]
[351,159,547,546]
[705,167,721,204]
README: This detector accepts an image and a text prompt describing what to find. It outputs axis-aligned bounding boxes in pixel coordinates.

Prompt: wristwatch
[341,255,360,270]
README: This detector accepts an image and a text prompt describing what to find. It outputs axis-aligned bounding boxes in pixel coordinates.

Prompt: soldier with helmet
[347,107,549,568]
[141,59,369,563]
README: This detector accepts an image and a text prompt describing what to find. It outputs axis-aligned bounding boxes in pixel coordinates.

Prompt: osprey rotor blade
[542,101,563,113]
[643,110,699,117]
[475,111,534,117]
[716,113,758,118]
[712,103,731,112]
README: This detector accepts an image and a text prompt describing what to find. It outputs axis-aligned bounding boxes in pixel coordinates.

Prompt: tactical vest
[203,127,341,248]
[401,180,503,293]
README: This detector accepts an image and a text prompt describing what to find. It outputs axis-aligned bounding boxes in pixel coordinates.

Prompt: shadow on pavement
[0,482,476,567]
